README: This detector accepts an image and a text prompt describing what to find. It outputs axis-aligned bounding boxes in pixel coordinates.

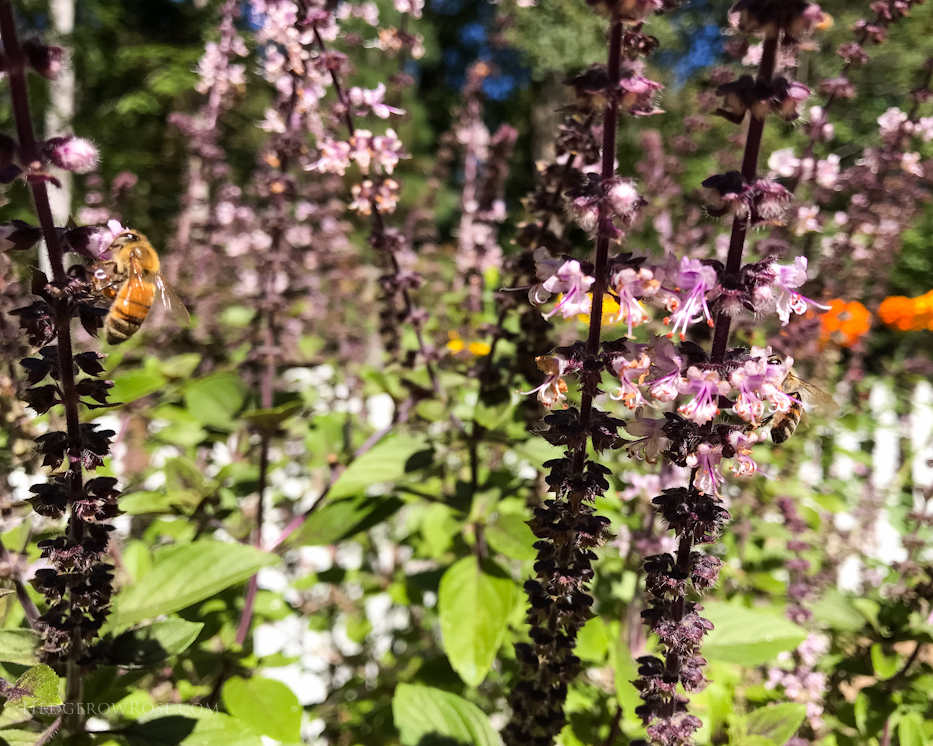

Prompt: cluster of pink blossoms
[524,334,801,496]
[528,249,827,335]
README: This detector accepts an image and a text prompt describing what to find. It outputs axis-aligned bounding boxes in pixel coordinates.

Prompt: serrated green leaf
[328,435,433,500]
[112,541,278,627]
[485,513,537,561]
[222,676,301,743]
[105,620,203,669]
[7,665,61,708]
[121,705,262,746]
[0,729,45,746]
[745,703,807,746]
[0,631,40,665]
[392,683,499,746]
[702,603,807,666]
[439,557,516,687]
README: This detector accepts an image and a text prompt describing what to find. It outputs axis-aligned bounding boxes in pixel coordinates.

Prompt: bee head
[111,230,143,250]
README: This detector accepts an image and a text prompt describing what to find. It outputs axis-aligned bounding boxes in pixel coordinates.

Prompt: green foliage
[112,542,278,627]
[702,603,809,666]
[222,676,302,743]
[438,557,518,687]
[392,684,500,746]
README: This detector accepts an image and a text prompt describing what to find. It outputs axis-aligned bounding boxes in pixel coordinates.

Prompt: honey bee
[91,230,189,344]
[767,355,838,444]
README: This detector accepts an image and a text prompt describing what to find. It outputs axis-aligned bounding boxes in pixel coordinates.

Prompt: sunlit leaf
[104,620,203,669]
[439,557,516,687]
[0,631,40,665]
[223,676,302,743]
[112,541,278,627]
[327,435,433,500]
[702,603,807,666]
[392,683,498,746]
[122,705,261,746]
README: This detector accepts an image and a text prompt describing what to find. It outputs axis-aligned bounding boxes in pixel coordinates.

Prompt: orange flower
[879,291,933,332]
[820,299,872,347]
[879,296,916,331]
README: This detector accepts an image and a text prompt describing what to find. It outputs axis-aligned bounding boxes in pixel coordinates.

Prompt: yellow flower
[446,331,465,353]
[575,293,624,325]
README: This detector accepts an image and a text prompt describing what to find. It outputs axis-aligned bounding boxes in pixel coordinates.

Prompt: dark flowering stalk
[0,2,120,737]
[504,11,628,745]
[710,36,778,363]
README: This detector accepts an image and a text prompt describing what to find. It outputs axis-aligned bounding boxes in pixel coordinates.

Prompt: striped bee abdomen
[105,293,151,344]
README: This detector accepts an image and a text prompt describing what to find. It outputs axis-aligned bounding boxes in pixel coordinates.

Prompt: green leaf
[485,513,537,561]
[610,627,641,715]
[702,603,807,666]
[870,643,899,679]
[158,353,202,379]
[852,598,883,634]
[183,374,247,430]
[119,491,186,516]
[7,665,61,708]
[745,703,808,746]
[392,683,499,746]
[294,495,403,546]
[105,620,203,669]
[110,367,167,405]
[328,435,433,500]
[222,676,302,743]
[241,402,303,433]
[0,631,40,665]
[810,589,865,632]
[898,712,927,746]
[121,705,262,746]
[0,730,46,746]
[220,306,255,328]
[112,541,278,627]
[438,557,516,687]
[575,617,608,662]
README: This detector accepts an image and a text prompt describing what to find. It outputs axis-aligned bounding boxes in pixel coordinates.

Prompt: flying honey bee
[767,354,838,444]
[91,230,190,344]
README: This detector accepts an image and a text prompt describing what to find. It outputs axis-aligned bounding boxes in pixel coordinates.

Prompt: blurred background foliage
[2,1,933,745]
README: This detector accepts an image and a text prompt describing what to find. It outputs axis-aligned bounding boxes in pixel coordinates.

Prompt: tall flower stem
[309,18,447,402]
[576,13,623,460]
[710,34,779,364]
[0,2,88,734]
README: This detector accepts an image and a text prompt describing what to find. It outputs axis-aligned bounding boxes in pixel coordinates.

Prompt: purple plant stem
[0,1,86,732]
[575,12,623,472]
[709,34,779,364]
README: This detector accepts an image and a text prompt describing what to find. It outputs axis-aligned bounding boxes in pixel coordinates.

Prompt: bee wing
[112,256,148,312]
[154,273,191,326]
[794,379,839,414]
